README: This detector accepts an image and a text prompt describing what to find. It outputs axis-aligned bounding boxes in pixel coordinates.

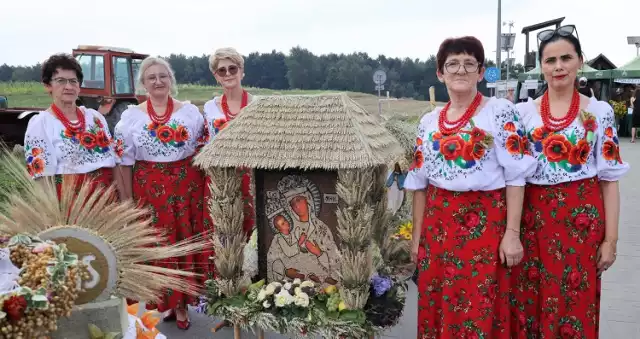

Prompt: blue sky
[1,0,638,68]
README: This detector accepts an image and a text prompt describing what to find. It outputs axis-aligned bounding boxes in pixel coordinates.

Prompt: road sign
[485,67,500,83]
[375,85,384,90]
[373,70,387,85]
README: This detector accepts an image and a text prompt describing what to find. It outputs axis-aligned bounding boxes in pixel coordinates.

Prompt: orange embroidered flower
[175,126,189,143]
[542,134,572,162]
[602,140,620,162]
[157,125,175,143]
[503,122,516,132]
[31,147,41,157]
[531,127,548,142]
[440,135,465,161]
[95,131,110,148]
[469,127,486,141]
[410,149,424,170]
[432,132,443,141]
[114,139,124,158]
[583,118,597,132]
[568,139,591,165]
[94,117,103,128]
[461,142,475,161]
[604,126,613,138]
[415,137,423,146]
[505,134,523,155]
[31,157,45,175]
[213,118,227,133]
[471,142,486,160]
[80,133,97,149]
[521,136,531,155]
[64,129,77,139]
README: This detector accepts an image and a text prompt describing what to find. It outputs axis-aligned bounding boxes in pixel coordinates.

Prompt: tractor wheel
[105,102,129,135]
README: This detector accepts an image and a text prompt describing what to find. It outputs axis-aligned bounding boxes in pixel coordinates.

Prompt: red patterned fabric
[511,177,605,339]
[417,185,511,339]
[132,156,207,312]
[54,167,114,202]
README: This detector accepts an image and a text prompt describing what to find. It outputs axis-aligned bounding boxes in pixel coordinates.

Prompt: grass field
[0,81,432,122]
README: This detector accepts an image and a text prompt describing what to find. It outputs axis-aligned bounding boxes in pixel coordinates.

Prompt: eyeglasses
[537,25,577,42]
[444,61,480,74]
[145,73,170,83]
[52,77,79,86]
[215,65,239,77]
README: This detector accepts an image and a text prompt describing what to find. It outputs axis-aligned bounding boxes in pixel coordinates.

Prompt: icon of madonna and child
[263,174,340,286]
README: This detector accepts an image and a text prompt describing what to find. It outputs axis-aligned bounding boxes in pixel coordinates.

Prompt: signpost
[627,36,640,56]
[485,67,500,96]
[373,70,387,115]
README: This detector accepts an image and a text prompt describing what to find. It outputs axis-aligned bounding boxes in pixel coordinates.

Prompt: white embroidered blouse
[113,103,205,166]
[203,97,229,141]
[404,97,537,192]
[517,97,629,185]
[23,108,117,179]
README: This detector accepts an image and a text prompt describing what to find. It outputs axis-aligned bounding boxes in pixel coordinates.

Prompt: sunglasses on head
[215,65,239,77]
[537,24,578,43]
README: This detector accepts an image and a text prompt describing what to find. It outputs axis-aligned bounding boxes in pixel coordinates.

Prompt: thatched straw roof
[383,118,418,170]
[194,93,404,170]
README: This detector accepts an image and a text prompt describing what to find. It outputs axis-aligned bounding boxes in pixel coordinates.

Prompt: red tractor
[0,45,149,145]
[72,45,149,132]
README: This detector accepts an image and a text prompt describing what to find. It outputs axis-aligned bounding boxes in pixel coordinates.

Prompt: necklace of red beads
[221,90,249,120]
[51,103,85,133]
[438,91,483,135]
[540,89,581,132]
[147,97,174,125]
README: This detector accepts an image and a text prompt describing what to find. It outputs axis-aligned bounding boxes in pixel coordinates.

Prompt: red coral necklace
[221,90,248,121]
[540,90,580,132]
[51,103,85,133]
[147,97,174,125]
[438,91,483,135]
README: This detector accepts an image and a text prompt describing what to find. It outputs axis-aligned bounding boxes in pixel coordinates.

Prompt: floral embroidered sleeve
[113,110,136,166]
[404,115,429,190]
[595,102,630,181]
[492,101,537,186]
[23,114,56,179]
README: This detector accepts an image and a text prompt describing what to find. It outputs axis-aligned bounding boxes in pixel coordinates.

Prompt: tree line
[0,47,525,101]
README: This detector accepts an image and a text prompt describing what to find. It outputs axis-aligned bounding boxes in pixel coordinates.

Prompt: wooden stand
[233,324,241,339]
[257,328,265,339]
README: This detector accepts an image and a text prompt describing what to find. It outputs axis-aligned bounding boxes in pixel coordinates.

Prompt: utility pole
[496,0,502,69]
[504,21,515,80]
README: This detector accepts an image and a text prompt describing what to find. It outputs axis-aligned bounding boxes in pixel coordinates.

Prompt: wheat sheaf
[0,149,208,303]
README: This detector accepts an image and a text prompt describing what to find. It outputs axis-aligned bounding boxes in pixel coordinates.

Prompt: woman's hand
[411,238,420,264]
[499,229,524,267]
[597,240,617,275]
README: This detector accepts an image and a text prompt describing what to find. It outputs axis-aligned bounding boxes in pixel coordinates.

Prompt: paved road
[157,139,640,338]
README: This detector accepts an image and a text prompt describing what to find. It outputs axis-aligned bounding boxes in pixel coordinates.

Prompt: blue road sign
[485,67,500,83]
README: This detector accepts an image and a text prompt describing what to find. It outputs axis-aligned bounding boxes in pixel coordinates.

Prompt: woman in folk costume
[511,25,629,339]
[202,47,256,332]
[113,56,206,330]
[405,36,537,339]
[23,53,118,199]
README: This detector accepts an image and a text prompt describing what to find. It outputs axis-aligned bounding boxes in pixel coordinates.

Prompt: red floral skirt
[54,167,114,202]
[132,156,207,312]
[511,177,605,339]
[202,167,255,279]
[417,185,510,339]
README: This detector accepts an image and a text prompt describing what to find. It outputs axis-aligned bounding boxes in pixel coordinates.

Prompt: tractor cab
[72,45,149,133]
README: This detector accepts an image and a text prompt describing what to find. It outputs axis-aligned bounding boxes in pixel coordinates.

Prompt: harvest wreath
[0,234,85,339]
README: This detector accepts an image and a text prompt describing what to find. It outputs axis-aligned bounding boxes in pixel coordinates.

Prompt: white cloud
[1,0,638,68]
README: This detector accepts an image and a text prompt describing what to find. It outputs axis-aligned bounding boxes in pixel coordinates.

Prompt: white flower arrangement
[252,278,316,311]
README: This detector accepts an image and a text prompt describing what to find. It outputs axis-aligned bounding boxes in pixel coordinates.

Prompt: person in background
[201,47,255,332]
[631,87,640,142]
[406,36,536,338]
[577,76,594,97]
[114,56,207,330]
[23,53,119,199]
[511,24,629,338]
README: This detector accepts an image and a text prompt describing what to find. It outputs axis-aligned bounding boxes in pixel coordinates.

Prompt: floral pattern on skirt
[417,185,511,339]
[133,156,207,312]
[511,177,605,339]
[54,167,114,202]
